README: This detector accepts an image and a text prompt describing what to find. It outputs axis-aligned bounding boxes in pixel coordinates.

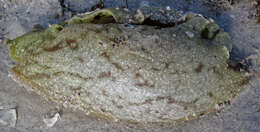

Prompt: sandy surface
[0,0,260,131]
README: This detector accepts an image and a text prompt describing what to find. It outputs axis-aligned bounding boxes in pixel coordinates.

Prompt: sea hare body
[7,8,249,122]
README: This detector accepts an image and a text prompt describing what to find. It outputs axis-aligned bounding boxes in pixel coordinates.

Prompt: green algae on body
[7,7,249,123]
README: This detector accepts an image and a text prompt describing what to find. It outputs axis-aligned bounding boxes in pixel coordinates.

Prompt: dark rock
[61,0,100,13]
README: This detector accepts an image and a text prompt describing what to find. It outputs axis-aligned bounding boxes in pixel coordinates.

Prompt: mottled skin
[7,8,249,122]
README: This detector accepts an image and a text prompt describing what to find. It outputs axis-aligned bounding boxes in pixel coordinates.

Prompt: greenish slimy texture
[7,8,249,123]
[8,24,63,63]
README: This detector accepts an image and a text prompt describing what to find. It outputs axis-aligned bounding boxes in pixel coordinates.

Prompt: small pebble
[123,8,129,12]
[185,31,194,38]
[43,112,60,127]
[0,108,17,127]
[209,18,215,23]
[135,9,144,23]
[3,4,7,9]
[215,104,220,110]
[166,6,171,11]
[230,14,235,19]
[197,14,203,17]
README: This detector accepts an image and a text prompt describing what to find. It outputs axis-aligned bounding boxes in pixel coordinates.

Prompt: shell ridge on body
[6,7,249,123]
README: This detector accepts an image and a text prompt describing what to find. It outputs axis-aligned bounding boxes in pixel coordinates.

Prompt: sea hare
[7,7,249,122]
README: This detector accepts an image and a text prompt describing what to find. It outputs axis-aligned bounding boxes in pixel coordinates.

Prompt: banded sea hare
[7,7,249,122]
